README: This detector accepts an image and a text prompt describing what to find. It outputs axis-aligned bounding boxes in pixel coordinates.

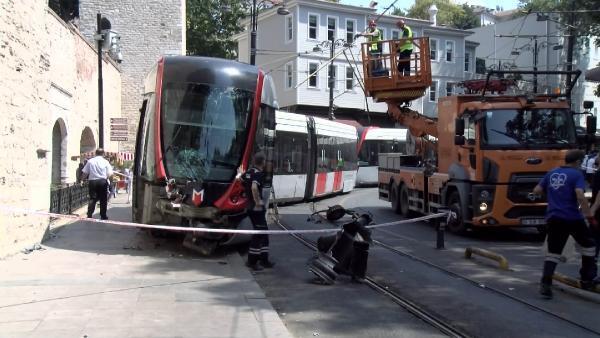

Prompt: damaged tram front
[132,56,276,253]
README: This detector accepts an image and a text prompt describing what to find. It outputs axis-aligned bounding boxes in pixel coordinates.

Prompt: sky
[339,0,522,12]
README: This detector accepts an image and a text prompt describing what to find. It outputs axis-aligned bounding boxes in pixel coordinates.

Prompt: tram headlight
[480,190,490,200]
[479,202,488,213]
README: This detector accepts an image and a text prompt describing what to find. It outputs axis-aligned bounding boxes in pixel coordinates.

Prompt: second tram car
[132,56,276,251]
[272,111,358,203]
[356,127,407,186]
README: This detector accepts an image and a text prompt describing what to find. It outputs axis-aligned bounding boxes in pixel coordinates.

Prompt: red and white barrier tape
[0,207,448,235]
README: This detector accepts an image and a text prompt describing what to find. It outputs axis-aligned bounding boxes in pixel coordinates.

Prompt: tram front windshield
[359,140,404,166]
[161,82,254,182]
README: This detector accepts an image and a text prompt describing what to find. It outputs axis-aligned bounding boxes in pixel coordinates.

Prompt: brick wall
[0,0,121,257]
[78,0,186,152]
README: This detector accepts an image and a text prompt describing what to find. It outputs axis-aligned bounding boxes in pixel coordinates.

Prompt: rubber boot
[540,260,557,299]
[351,241,369,282]
[580,255,598,290]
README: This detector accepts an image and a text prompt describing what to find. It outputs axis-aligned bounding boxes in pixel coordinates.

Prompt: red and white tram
[132,56,276,250]
[272,111,358,203]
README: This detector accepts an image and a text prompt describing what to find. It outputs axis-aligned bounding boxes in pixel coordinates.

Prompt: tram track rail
[299,199,600,337]
[272,206,472,338]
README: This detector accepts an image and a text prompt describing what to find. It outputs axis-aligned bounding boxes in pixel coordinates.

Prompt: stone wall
[0,0,121,258]
[78,0,186,152]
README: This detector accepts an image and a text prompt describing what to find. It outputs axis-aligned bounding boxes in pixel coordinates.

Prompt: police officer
[357,19,383,75]
[395,19,413,76]
[243,152,275,271]
[532,149,598,299]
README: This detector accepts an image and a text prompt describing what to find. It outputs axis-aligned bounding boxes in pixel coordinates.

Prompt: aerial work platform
[361,37,432,103]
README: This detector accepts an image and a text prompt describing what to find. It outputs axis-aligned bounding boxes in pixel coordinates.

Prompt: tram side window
[317,134,329,173]
[274,131,308,174]
[254,104,276,185]
[341,138,358,171]
[141,95,156,179]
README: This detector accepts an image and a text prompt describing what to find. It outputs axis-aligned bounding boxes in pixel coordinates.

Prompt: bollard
[465,247,510,270]
[436,208,449,249]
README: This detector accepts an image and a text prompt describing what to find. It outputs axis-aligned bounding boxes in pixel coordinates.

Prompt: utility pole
[96,13,105,148]
[565,0,576,89]
[533,38,538,93]
[250,0,257,65]
[328,41,335,120]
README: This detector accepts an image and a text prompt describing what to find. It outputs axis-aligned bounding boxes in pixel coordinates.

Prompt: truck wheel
[390,183,402,214]
[447,192,466,233]
[399,184,411,217]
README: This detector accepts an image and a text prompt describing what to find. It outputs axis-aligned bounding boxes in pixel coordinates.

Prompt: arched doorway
[79,126,96,154]
[51,119,67,186]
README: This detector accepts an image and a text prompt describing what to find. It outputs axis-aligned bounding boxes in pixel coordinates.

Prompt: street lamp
[249,0,289,65]
[93,13,123,148]
[313,39,350,120]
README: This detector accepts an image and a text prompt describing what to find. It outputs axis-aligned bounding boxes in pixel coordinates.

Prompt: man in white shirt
[585,151,597,185]
[82,148,113,220]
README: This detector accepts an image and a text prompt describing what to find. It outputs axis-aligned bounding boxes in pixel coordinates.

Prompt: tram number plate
[521,218,546,226]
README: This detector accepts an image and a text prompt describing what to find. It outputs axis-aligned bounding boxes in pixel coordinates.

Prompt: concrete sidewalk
[0,193,293,338]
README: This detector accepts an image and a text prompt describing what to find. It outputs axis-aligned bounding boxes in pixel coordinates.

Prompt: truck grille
[505,206,546,219]
[507,173,547,204]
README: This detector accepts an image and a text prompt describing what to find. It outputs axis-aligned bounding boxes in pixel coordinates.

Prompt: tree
[391,6,407,17]
[186,0,247,58]
[406,0,479,30]
[452,4,480,30]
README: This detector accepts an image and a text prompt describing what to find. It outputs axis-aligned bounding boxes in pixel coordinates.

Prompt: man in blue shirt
[532,149,598,298]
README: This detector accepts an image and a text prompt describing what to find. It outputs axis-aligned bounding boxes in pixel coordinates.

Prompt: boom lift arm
[387,104,438,139]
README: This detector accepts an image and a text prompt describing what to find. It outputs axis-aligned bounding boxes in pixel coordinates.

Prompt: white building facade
[235,0,478,123]
[469,13,600,122]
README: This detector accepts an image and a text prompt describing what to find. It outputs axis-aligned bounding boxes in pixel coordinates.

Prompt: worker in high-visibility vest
[357,19,383,75]
[396,19,413,76]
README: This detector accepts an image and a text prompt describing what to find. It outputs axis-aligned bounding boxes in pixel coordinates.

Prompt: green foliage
[406,0,479,30]
[391,6,407,17]
[452,4,480,30]
[186,0,247,58]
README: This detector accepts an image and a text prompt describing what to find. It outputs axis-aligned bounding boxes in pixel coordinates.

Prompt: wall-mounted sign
[110,124,128,131]
[110,118,128,124]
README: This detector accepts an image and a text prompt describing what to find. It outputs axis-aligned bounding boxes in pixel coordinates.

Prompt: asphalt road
[248,187,600,338]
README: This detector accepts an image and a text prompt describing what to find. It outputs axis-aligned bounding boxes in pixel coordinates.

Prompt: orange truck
[360,37,596,233]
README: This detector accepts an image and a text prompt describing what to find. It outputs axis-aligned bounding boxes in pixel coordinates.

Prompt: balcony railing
[50,183,89,214]
[360,37,432,103]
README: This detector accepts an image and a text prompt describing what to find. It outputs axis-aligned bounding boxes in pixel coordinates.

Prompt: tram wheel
[182,234,219,256]
[447,192,466,234]
[390,182,402,214]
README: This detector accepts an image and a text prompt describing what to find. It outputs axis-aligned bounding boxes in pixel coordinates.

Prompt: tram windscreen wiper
[163,124,184,156]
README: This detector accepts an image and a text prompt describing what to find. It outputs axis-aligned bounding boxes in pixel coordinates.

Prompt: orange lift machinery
[360,36,596,233]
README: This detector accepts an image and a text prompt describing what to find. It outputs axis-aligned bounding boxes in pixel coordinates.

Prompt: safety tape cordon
[0,207,448,235]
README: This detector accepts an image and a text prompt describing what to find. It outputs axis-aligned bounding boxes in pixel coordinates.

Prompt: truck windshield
[161,82,254,182]
[482,109,576,148]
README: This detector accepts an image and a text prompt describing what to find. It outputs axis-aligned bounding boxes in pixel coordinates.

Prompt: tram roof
[276,110,309,134]
[313,116,357,139]
[161,56,261,92]
[365,128,407,141]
